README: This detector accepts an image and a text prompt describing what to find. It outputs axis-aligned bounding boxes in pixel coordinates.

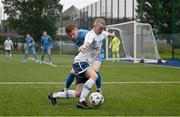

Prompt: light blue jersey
[25,37,34,48]
[40,35,53,62]
[41,35,52,48]
[25,37,35,53]
[24,37,37,62]
[74,29,89,47]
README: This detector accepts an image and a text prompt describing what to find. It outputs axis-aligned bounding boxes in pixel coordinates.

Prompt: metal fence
[79,0,135,29]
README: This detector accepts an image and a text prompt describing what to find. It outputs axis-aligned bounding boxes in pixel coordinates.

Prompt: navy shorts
[25,47,36,54]
[5,50,11,53]
[72,62,90,75]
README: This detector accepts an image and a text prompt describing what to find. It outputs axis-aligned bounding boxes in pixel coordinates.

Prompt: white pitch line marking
[29,57,57,67]
[0,81,180,85]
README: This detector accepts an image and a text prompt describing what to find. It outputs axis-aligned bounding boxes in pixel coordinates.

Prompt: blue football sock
[65,73,75,90]
[41,54,44,61]
[24,54,28,61]
[48,55,52,62]
[96,72,102,89]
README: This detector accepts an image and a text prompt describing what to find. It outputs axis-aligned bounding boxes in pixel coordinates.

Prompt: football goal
[106,21,165,63]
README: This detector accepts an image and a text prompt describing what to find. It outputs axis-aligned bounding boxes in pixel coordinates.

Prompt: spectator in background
[4,37,14,59]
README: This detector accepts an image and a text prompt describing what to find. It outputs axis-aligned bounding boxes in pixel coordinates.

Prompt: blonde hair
[94,18,106,26]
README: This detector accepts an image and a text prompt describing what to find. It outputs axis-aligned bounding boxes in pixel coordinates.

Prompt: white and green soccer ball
[88,92,104,107]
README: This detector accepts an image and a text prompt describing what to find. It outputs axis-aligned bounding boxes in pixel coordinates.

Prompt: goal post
[106,21,164,63]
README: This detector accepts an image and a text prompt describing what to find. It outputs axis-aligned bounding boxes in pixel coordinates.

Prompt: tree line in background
[2,0,63,41]
[136,0,180,43]
[2,0,180,44]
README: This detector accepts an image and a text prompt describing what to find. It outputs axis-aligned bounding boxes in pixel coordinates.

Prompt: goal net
[106,21,163,63]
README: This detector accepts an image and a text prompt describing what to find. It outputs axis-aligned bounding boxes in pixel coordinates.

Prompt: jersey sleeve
[49,36,52,43]
[102,31,109,39]
[40,36,43,46]
[4,40,7,45]
[84,31,94,44]
[10,40,13,45]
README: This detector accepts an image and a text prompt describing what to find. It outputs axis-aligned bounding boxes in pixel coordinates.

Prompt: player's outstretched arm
[108,32,115,37]
[11,41,14,50]
[78,41,89,52]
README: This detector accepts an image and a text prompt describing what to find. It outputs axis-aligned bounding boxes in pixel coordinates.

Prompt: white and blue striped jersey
[74,30,109,64]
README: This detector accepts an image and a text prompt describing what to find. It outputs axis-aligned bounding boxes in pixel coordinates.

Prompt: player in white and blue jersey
[24,34,38,63]
[72,18,114,109]
[63,25,104,93]
[40,31,53,64]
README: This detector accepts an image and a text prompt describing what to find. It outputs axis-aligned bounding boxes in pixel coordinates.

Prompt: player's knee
[91,73,98,80]
[70,69,75,75]
[75,91,81,97]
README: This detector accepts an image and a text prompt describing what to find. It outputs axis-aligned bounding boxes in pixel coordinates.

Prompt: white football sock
[79,78,95,102]
[53,90,75,98]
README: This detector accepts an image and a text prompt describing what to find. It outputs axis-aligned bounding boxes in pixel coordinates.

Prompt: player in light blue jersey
[40,31,53,64]
[48,24,105,105]
[24,34,38,63]
[63,24,104,93]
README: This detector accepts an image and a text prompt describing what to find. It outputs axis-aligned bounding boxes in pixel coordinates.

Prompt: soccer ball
[88,92,104,107]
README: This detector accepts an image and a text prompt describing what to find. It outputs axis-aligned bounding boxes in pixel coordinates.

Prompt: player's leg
[6,50,10,59]
[75,74,91,109]
[91,60,102,93]
[48,89,76,105]
[96,72,102,92]
[48,75,85,105]
[112,49,116,62]
[73,62,97,109]
[75,83,84,97]
[76,69,97,109]
[47,48,52,64]
[24,48,29,62]
[32,47,38,63]
[116,48,120,61]
[9,50,12,59]
[51,90,76,99]
[5,50,8,59]
[41,47,46,63]
[78,69,97,103]
[63,69,76,91]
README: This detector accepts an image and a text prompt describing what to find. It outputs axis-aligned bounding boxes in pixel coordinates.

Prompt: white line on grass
[27,58,180,69]
[0,81,180,85]
[101,64,180,69]
[144,63,180,69]
[29,57,57,67]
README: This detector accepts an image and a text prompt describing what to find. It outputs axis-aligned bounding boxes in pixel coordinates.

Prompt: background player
[4,37,14,59]
[23,34,38,63]
[40,31,53,64]
[109,34,121,62]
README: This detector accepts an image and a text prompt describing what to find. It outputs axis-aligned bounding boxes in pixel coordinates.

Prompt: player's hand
[110,32,115,37]
[78,45,86,52]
